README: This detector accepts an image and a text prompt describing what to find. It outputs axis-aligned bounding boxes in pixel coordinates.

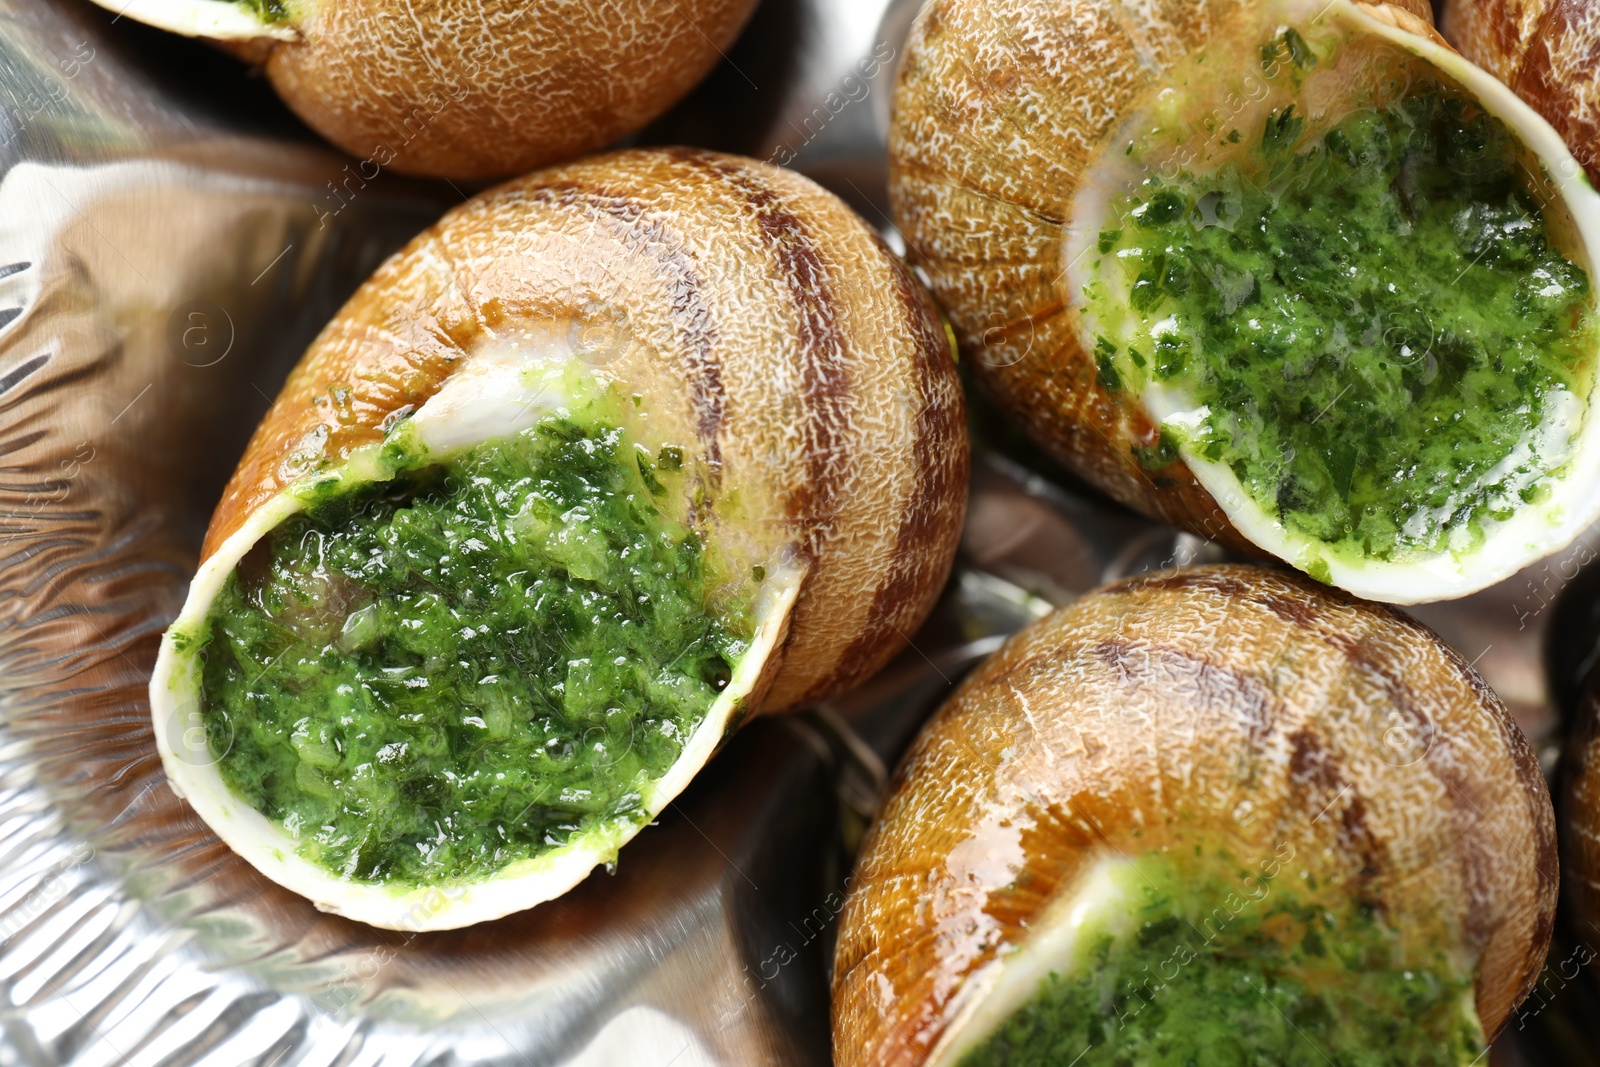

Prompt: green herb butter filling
[958,852,1483,1067]
[227,0,291,23]
[192,411,750,887]
[1089,79,1598,564]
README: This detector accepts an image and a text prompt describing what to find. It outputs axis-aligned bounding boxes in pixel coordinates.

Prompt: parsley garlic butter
[891,0,1600,602]
[151,149,967,930]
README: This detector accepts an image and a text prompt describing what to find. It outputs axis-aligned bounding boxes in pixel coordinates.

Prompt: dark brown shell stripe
[676,149,859,708]
[1127,569,1560,1030]
[889,0,1436,551]
[655,148,969,710]
[519,179,729,475]
[676,149,852,563]
[199,148,966,716]
[1445,0,1600,185]
[824,251,970,700]
[831,564,1556,1067]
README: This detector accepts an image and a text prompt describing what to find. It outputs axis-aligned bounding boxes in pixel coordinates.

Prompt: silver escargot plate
[0,0,1592,1064]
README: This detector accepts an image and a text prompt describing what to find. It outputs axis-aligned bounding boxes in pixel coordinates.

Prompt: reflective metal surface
[0,2,841,1063]
[642,0,922,227]
[3,0,1600,1064]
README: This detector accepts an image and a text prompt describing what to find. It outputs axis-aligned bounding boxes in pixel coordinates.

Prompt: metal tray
[0,0,1595,1064]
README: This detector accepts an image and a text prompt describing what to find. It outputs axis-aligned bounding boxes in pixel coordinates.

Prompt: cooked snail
[833,565,1556,1066]
[87,0,759,180]
[1444,0,1600,184]
[149,148,968,931]
[891,0,1600,603]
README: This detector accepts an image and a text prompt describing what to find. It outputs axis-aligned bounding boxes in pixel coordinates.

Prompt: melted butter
[196,399,751,886]
[954,851,1482,1066]
[1087,63,1598,565]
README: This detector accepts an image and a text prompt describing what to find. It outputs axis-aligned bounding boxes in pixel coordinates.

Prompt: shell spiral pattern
[155,147,968,928]
[88,0,764,180]
[833,565,1556,1067]
[889,0,1430,546]
[889,0,1600,604]
[202,148,967,710]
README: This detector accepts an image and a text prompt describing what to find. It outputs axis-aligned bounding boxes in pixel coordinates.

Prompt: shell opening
[84,0,298,39]
[150,365,799,929]
[1070,0,1600,603]
[929,850,1484,1067]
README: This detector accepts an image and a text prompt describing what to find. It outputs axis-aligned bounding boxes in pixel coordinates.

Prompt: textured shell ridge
[893,0,1600,600]
[153,149,967,928]
[831,565,1557,1065]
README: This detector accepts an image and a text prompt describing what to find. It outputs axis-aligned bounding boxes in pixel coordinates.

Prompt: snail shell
[150,147,968,929]
[88,0,760,179]
[1444,0,1600,184]
[890,0,1600,604]
[833,565,1556,1066]
[1562,675,1600,936]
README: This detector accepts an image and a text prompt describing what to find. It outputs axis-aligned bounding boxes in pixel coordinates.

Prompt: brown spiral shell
[204,147,968,712]
[1562,676,1600,935]
[832,564,1557,1066]
[887,0,1438,550]
[248,0,760,179]
[1444,0,1600,185]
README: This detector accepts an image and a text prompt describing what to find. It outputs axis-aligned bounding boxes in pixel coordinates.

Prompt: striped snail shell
[1444,0,1600,184]
[833,565,1556,1066]
[150,147,968,930]
[891,0,1600,604]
